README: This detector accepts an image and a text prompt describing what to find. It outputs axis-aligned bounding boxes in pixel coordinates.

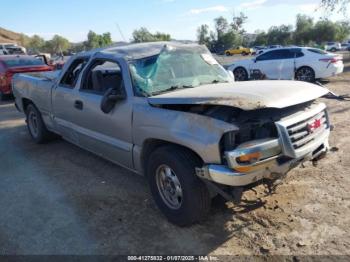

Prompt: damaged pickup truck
[12,42,331,226]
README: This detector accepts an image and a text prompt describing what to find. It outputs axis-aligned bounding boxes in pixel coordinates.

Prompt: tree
[312,19,339,43]
[84,30,113,50]
[320,0,350,12]
[253,31,268,46]
[267,25,293,45]
[335,21,350,41]
[231,12,248,34]
[197,24,210,46]
[153,32,171,41]
[294,14,314,45]
[132,27,171,42]
[214,16,229,38]
[44,35,70,54]
[28,35,45,52]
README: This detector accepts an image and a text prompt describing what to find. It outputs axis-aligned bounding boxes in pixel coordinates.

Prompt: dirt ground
[0,53,349,256]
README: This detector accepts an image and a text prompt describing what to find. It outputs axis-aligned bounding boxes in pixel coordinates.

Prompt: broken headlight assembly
[220,121,282,173]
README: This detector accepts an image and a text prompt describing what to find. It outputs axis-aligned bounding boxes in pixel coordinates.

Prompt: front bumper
[196,103,330,187]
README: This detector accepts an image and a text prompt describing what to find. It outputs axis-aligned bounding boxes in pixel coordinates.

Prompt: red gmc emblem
[307,119,322,133]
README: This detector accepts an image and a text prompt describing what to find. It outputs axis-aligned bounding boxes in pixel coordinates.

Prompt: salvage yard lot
[0,54,349,255]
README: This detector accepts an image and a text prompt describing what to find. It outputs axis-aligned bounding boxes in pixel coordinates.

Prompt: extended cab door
[52,56,90,144]
[251,49,296,80]
[69,55,133,169]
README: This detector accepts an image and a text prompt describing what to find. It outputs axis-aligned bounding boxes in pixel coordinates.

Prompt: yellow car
[225,46,252,56]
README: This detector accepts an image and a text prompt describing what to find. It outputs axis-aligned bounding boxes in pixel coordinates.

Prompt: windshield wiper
[151,85,194,96]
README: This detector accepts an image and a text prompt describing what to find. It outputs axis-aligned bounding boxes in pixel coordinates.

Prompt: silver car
[12,42,331,226]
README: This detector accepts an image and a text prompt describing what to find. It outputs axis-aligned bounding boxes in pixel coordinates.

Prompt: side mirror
[100,87,125,114]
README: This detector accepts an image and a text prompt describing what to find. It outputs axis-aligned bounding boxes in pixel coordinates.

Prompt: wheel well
[141,139,203,175]
[22,98,34,113]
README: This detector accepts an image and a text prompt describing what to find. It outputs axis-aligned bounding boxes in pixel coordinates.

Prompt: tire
[25,104,54,144]
[225,51,231,56]
[233,67,248,81]
[146,146,211,226]
[330,48,336,52]
[242,51,247,56]
[295,66,315,83]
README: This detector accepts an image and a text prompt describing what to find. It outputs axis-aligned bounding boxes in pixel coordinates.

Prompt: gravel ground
[0,53,349,256]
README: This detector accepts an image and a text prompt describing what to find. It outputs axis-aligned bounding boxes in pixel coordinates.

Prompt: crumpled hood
[148,80,329,110]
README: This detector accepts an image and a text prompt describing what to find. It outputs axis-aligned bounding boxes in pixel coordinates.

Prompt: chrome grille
[275,103,330,159]
[287,110,328,149]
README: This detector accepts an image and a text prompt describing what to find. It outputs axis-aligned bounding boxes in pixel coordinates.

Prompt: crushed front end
[196,102,330,198]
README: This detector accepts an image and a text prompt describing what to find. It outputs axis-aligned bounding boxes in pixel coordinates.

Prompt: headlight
[225,138,282,173]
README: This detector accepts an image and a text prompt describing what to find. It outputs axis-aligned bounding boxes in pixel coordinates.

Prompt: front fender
[132,101,238,165]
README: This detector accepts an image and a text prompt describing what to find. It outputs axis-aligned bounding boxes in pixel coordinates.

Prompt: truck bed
[12,71,59,123]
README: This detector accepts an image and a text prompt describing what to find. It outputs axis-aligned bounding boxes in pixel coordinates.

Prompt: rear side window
[60,57,89,88]
[3,58,45,67]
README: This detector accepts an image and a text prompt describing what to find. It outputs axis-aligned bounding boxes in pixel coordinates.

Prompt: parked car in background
[228,47,343,82]
[268,45,282,49]
[225,46,252,56]
[0,43,26,55]
[0,55,52,100]
[341,43,350,51]
[252,46,266,55]
[12,42,330,226]
[325,42,341,52]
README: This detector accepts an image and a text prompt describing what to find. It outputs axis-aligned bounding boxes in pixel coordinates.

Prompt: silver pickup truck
[12,42,330,226]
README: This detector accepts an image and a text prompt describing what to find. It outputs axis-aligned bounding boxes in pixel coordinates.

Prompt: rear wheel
[233,67,248,81]
[26,104,55,143]
[147,146,211,226]
[225,51,232,56]
[242,51,247,56]
[295,67,315,83]
[330,48,336,52]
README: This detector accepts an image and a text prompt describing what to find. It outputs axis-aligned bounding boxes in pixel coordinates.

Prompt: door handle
[74,100,83,110]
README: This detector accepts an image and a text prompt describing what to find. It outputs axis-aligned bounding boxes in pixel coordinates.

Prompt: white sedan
[227,47,344,82]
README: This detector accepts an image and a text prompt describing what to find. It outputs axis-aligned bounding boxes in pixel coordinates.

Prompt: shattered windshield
[129,45,233,96]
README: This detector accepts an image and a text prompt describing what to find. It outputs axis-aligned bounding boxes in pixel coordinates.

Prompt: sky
[0,0,348,42]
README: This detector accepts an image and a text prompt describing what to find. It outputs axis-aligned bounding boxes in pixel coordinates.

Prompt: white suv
[325,42,341,52]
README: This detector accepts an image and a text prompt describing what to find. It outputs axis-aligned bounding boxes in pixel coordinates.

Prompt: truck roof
[82,41,207,60]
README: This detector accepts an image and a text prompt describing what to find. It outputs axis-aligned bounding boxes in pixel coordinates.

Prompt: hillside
[0,27,24,44]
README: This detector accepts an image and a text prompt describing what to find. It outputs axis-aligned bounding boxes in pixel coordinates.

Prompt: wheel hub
[156,165,183,209]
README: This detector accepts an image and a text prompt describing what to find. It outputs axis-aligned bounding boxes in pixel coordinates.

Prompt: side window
[290,48,304,58]
[278,50,294,59]
[256,50,276,61]
[60,58,89,88]
[81,59,124,95]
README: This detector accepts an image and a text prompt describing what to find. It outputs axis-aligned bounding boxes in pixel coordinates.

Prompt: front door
[71,57,133,169]
[52,56,90,144]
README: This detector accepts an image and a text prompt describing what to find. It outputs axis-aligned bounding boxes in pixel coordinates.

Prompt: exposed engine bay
[155,101,314,150]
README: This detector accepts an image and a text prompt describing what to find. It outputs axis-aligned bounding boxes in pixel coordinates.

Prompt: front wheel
[295,67,315,82]
[26,104,55,143]
[147,146,211,226]
[233,67,248,81]
[225,51,231,56]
